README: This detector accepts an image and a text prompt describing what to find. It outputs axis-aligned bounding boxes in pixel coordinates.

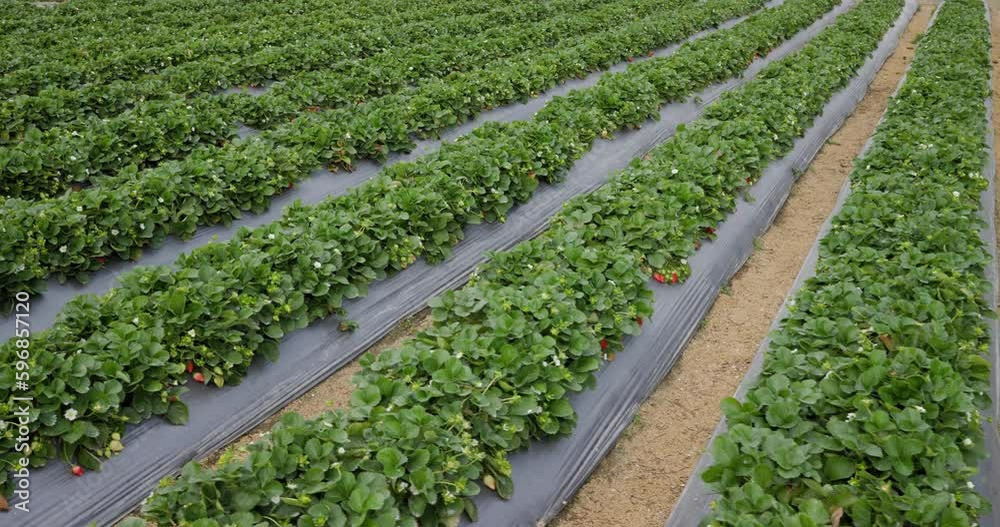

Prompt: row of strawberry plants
[0,0,360,79]
[136,0,907,524]
[0,0,622,144]
[0,0,528,100]
[231,0,682,129]
[701,0,993,524]
[0,0,288,45]
[0,0,840,497]
[0,0,526,139]
[0,0,675,199]
[0,0,762,302]
[0,0,422,89]
[0,0,246,52]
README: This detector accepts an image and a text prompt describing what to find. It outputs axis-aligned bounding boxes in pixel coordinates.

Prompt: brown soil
[549,3,937,526]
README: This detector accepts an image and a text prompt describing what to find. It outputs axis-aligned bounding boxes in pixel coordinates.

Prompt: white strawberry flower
[845,413,856,422]
[268,233,276,240]
[671,168,679,175]
[64,408,79,421]
[313,261,322,269]
[914,405,926,414]
[968,481,975,489]
[59,245,68,253]
[337,447,346,454]
[963,437,974,446]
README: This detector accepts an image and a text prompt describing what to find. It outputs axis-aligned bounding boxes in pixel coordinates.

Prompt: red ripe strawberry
[670,272,679,284]
[193,372,205,383]
[71,465,84,477]
[186,361,194,374]
[648,51,654,57]
[704,226,716,235]
[653,272,666,284]
[96,256,106,264]
[600,339,609,350]
[288,182,294,189]
[745,177,752,184]
[627,56,633,63]
[636,316,643,327]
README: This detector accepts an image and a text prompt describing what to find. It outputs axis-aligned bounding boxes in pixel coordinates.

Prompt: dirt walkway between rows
[550,2,937,525]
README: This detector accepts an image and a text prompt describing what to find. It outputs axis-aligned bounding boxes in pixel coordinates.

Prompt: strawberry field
[0,0,997,525]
